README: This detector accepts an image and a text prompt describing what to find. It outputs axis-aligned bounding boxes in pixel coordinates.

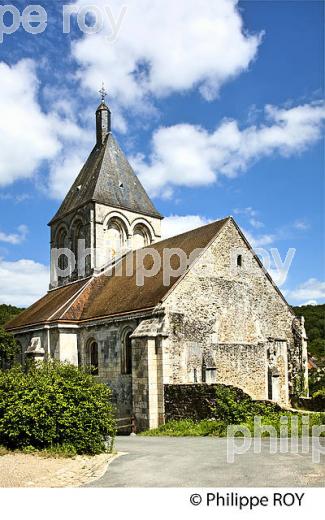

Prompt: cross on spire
[99,83,108,103]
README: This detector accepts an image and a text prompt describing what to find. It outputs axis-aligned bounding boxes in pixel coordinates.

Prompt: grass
[141,385,325,437]
[141,413,325,437]
[141,419,228,437]
[0,444,78,458]
[0,445,10,456]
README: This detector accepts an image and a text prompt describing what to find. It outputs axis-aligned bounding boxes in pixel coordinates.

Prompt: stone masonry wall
[50,203,93,288]
[94,203,162,270]
[214,343,267,400]
[164,383,277,422]
[162,219,304,402]
[132,337,149,431]
[78,320,137,419]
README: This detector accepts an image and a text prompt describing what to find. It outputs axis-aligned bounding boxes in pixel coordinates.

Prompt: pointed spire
[96,82,111,146]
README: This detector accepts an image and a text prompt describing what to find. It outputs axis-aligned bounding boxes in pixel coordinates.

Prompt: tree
[0,304,24,327]
[0,327,20,368]
[293,304,325,362]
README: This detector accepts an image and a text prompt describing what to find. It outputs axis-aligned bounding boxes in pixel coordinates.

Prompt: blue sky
[0,0,324,306]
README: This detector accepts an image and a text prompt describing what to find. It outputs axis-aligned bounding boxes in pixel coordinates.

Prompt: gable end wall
[162,219,301,403]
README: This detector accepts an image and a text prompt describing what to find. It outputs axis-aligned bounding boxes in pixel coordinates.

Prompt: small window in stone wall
[87,340,99,376]
[121,330,133,375]
[193,368,198,383]
[237,254,243,267]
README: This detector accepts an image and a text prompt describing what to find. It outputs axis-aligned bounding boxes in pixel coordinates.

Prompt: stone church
[6,95,309,430]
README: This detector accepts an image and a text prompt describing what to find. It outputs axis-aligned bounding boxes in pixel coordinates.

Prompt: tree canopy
[293,304,325,362]
[0,304,24,327]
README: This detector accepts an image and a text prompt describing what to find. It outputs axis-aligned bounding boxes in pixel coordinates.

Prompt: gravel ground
[0,452,115,488]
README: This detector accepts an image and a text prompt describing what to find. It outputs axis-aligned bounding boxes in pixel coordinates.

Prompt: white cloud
[48,145,91,199]
[0,59,94,199]
[234,207,264,229]
[0,225,28,245]
[0,193,31,203]
[0,259,49,306]
[0,60,61,187]
[132,101,325,197]
[249,218,264,229]
[242,229,275,248]
[293,219,310,231]
[72,0,261,106]
[286,278,325,304]
[161,214,211,239]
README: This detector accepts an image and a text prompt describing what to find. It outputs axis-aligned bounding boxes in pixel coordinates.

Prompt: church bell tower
[49,85,163,289]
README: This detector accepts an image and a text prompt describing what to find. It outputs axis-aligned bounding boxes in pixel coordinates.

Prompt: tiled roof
[5,279,89,330]
[49,133,162,224]
[6,218,229,331]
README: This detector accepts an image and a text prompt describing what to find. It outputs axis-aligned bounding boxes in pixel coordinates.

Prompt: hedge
[0,362,116,454]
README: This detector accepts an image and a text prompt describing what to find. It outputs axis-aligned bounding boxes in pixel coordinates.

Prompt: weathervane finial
[99,82,108,103]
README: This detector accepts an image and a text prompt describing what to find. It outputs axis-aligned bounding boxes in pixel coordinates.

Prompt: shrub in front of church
[209,385,283,424]
[146,384,325,436]
[0,327,20,368]
[0,362,116,455]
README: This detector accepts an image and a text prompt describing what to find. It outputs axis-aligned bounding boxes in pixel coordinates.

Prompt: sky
[0,0,324,307]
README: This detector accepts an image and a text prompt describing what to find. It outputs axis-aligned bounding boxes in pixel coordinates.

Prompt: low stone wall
[292,395,325,412]
[164,383,251,422]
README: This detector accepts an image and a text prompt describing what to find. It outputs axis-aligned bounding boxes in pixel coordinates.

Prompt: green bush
[309,367,325,394]
[311,389,325,411]
[142,413,325,437]
[209,385,282,424]
[313,389,325,398]
[0,361,116,455]
[142,385,325,437]
[0,327,20,367]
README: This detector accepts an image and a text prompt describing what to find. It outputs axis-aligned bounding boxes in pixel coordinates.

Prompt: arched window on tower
[132,224,151,250]
[56,227,69,274]
[121,330,133,375]
[73,220,86,277]
[106,218,127,261]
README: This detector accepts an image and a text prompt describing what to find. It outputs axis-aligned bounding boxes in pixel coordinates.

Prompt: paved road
[87,436,325,487]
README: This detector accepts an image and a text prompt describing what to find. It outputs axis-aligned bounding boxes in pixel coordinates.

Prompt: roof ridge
[153,216,231,247]
[55,277,95,321]
[48,276,92,293]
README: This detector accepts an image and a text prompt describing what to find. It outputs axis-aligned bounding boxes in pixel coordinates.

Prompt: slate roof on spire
[49,133,162,224]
